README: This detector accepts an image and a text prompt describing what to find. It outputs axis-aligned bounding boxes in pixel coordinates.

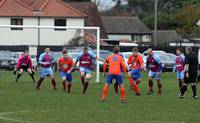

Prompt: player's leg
[16,68,24,82]
[80,67,86,85]
[179,73,189,98]
[113,80,118,94]
[60,71,67,91]
[147,71,154,95]
[128,71,134,89]
[27,68,35,82]
[134,78,141,96]
[177,71,184,91]
[47,67,57,90]
[190,74,197,99]
[83,72,92,94]
[36,68,45,90]
[66,73,72,93]
[101,75,113,102]
[156,72,162,95]
[116,75,126,103]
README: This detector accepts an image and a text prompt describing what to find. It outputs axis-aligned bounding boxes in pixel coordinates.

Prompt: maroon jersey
[175,55,184,72]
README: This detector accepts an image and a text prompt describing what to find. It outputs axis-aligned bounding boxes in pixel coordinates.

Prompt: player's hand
[124,74,127,78]
[186,72,189,78]
[103,73,106,78]
[140,68,144,72]
[13,70,16,75]
[157,71,161,75]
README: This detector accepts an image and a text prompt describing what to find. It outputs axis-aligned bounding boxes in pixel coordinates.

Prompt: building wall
[0,17,38,45]
[108,34,132,40]
[0,17,85,46]
[40,18,84,45]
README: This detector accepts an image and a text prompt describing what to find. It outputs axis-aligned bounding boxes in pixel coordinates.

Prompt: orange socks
[102,84,109,100]
[128,77,133,87]
[120,85,126,100]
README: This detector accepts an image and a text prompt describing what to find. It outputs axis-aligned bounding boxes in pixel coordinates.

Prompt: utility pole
[154,0,158,46]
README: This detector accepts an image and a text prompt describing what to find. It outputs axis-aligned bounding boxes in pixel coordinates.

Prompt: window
[11,18,23,30]
[142,35,151,42]
[133,35,142,42]
[54,19,66,31]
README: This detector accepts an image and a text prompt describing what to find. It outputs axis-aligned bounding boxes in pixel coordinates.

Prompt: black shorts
[19,65,29,72]
[184,72,197,84]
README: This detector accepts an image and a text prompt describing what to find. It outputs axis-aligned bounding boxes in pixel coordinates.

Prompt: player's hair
[62,48,67,54]
[113,46,119,54]
[176,48,182,52]
[24,50,28,53]
[132,47,138,52]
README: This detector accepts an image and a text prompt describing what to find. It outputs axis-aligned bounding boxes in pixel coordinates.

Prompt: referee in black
[179,46,198,99]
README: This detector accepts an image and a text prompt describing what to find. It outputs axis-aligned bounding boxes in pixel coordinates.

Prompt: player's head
[62,49,67,59]
[186,46,192,54]
[176,48,182,55]
[23,50,29,57]
[147,48,153,56]
[83,46,88,53]
[113,46,119,54]
[45,48,50,53]
[132,47,138,56]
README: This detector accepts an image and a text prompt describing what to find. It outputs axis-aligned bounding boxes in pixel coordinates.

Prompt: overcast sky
[95,0,128,11]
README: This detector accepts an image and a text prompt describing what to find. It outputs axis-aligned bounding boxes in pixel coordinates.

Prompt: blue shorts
[60,71,72,82]
[130,68,141,80]
[40,67,54,78]
[148,71,161,80]
[176,71,184,80]
[106,74,123,85]
[80,67,91,75]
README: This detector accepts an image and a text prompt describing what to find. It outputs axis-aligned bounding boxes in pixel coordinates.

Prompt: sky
[95,0,128,11]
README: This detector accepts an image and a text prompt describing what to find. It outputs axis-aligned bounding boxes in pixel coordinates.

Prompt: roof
[102,16,151,34]
[154,30,182,43]
[68,2,107,38]
[0,0,87,17]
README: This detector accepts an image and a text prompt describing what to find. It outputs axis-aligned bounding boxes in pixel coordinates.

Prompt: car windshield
[68,52,79,59]
[0,52,12,59]
[124,53,132,58]
[93,50,112,59]
[53,52,63,61]
[159,55,171,61]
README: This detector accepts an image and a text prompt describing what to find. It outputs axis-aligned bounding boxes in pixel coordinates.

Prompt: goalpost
[0,25,101,83]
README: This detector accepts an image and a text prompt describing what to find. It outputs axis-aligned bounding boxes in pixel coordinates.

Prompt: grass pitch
[0,70,200,123]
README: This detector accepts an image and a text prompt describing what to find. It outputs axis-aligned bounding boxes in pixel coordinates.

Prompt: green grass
[0,70,200,123]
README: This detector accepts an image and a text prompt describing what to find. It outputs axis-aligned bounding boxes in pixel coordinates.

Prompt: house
[68,2,107,39]
[102,16,152,45]
[0,0,87,46]
[153,30,182,46]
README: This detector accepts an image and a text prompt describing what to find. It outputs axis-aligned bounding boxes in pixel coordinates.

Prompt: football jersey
[58,57,74,72]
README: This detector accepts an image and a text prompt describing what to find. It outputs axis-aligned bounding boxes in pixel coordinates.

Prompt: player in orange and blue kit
[102,47,127,103]
[127,47,144,96]
[58,49,74,93]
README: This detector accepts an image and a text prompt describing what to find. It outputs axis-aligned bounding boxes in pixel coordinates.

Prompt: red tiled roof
[0,0,87,17]
[0,0,34,16]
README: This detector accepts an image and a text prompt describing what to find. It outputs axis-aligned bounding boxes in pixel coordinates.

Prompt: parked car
[159,53,175,72]
[93,50,112,72]
[0,51,17,70]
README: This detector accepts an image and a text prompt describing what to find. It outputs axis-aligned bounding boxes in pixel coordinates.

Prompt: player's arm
[121,58,127,78]
[38,54,45,65]
[103,57,109,77]
[154,54,162,72]
[68,59,74,73]
[184,55,189,77]
[28,57,33,69]
[16,58,22,70]
[138,55,144,70]
[127,56,132,65]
